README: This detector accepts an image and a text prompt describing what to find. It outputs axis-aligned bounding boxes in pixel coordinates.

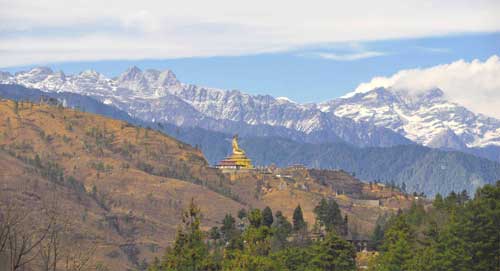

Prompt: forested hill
[370,182,500,270]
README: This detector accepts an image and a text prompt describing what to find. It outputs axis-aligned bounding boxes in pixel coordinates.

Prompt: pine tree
[370,183,500,271]
[271,211,292,251]
[444,191,458,209]
[248,209,263,228]
[309,231,356,271]
[221,214,237,242]
[458,189,469,205]
[463,182,500,271]
[373,214,414,270]
[160,199,209,271]
[273,247,311,271]
[209,226,221,241]
[262,206,274,228]
[432,211,471,271]
[237,208,247,220]
[371,223,384,250]
[314,198,345,234]
[433,193,444,209]
[292,205,306,232]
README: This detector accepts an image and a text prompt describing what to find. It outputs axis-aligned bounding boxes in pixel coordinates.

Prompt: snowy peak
[157,69,179,87]
[115,66,180,97]
[117,66,143,82]
[27,66,54,75]
[276,96,296,104]
[415,88,444,102]
[329,87,500,148]
[116,66,150,96]
[79,69,102,79]
[391,88,445,108]
[15,66,54,83]
[117,66,179,87]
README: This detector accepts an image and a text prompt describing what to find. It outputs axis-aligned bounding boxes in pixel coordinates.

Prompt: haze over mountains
[1,66,500,196]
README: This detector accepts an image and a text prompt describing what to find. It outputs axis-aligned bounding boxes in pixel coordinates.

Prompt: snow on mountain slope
[322,87,500,148]
[2,66,499,151]
[1,66,411,147]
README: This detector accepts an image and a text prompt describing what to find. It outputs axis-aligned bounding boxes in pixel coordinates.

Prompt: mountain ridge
[1,66,499,155]
[0,67,414,148]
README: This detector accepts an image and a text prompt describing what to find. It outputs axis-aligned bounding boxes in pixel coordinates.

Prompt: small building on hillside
[287,164,307,170]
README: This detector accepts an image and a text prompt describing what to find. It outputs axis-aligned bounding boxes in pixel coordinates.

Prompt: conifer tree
[433,193,444,209]
[248,209,263,228]
[209,226,221,241]
[433,211,472,271]
[463,181,500,271]
[271,211,292,251]
[309,231,356,271]
[237,208,247,220]
[371,182,500,271]
[221,214,237,242]
[373,214,414,270]
[262,206,274,228]
[292,205,306,232]
[313,198,344,234]
[371,223,384,250]
[159,199,209,271]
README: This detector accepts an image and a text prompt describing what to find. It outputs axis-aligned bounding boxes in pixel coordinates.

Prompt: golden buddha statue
[232,134,245,155]
[216,134,253,170]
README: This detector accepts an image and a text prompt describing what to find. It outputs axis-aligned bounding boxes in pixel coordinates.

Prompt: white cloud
[317,51,386,61]
[0,0,499,67]
[349,55,500,118]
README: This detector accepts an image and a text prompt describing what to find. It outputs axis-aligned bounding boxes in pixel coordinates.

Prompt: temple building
[216,135,253,170]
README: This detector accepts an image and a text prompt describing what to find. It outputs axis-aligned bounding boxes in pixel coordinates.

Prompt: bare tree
[0,191,42,270]
[63,242,97,271]
[1,184,102,271]
[7,206,53,271]
[39,227,97,271]
[0,199,21,254]
[38,221,61,271]
[37,190,99,271]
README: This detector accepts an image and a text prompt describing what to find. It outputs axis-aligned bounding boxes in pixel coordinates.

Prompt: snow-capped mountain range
[321,88,500,149]
[1,66,499,153]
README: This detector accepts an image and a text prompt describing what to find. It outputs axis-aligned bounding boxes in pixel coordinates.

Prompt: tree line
[368,181,500,271]
[148,198,355,271]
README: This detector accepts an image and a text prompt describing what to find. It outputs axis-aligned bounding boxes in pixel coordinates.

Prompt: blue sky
[4,32,499,102]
